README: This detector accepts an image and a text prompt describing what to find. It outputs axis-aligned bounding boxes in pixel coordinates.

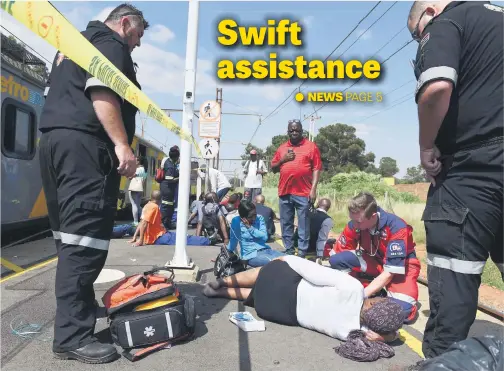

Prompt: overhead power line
[246,1,383,147]
[259,1,383,126]
[301,38,415,122]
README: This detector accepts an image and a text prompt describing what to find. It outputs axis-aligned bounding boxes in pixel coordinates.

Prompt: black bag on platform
[214,246,246,278]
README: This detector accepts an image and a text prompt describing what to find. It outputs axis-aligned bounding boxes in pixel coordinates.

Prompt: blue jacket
[227,214,270,260]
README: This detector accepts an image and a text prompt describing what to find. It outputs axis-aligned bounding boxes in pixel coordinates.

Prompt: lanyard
[356,218,381,257]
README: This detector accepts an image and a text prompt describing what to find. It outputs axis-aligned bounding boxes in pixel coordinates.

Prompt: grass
[260,187,503,290]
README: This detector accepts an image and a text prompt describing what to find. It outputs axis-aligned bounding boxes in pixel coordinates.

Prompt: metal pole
[205,159,210,193]
[169,0,199,268]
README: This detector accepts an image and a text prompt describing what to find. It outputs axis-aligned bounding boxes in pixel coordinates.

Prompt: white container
[229,312,266,332]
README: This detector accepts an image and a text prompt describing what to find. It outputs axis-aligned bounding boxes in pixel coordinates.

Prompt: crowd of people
[37,0,502,367]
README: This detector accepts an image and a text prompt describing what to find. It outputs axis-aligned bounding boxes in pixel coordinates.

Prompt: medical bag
[101,267,196,362]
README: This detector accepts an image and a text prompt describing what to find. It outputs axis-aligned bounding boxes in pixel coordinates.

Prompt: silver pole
[169,0,199,268]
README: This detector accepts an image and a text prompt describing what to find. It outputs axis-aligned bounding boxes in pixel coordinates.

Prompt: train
[1,32,199,235]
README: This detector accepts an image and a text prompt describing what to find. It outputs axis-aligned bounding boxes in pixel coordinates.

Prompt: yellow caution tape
[3,0,201,157]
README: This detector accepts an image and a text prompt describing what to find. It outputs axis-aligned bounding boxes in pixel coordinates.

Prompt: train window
[1,98,36,160]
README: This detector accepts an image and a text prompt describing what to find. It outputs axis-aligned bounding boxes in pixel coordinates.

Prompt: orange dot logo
[38,16,53,39]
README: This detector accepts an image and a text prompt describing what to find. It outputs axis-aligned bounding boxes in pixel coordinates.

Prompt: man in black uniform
[159,145,180,229]
[407,1,503,359]
[40,4,149,363]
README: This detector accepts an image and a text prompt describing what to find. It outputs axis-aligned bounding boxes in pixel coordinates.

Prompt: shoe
[54,342,118,364]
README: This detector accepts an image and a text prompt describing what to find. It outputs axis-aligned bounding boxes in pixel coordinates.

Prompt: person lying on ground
[227,199,285,267]
[196,192,229,245]
[128,190,211,246]
[329,192,420,323]
[203,255,404,362]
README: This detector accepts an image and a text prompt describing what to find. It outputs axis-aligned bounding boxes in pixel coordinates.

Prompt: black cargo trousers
[160,182,176,230]
[39,128,121,353]
[421,138,503,359]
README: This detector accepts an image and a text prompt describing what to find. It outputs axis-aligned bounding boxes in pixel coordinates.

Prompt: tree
[313,123,375,178]
[378,157,399,177]
[402,165,427,183]
[263,130,310,159]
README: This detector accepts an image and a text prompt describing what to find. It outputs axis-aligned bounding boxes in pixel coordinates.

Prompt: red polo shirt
[271,138,322,197]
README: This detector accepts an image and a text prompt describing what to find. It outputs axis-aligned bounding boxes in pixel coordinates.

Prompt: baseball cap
[250,150,257,155]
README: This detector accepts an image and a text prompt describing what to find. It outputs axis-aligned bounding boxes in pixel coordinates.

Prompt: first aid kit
[102,267,196,362]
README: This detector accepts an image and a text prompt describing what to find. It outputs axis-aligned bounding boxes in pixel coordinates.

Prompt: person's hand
[223,238,230,246]
[309,188,317,204]
[365,330,385,342]
[282,151,296,163]
[420,146,442,186]
[241,217,251,228]
[115,144,136,178]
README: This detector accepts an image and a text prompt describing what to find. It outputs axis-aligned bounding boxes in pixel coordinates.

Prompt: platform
[1,236,502,371]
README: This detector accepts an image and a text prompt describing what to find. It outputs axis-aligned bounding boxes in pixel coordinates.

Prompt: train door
[137,143,147,198]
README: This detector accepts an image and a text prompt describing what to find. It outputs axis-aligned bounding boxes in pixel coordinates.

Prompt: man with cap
[158,145,180,230]
[243,150,267,202]
[199,164,231,202]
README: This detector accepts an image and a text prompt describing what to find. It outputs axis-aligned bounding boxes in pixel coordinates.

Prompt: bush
[327,172,421,203]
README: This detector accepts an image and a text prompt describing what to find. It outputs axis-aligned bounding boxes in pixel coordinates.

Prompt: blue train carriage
[1,32,48,234]
[1,32,199,232]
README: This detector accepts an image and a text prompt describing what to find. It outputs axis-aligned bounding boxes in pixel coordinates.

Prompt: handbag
[214,246,246,278]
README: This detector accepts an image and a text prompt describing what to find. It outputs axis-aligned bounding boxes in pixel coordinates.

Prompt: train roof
[1,32,48,87]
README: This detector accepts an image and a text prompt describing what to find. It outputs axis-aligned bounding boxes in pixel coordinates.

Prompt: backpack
[201,204,221,242]
[155,168,165,183]
[213,246,246,278]
[101,267,196,362]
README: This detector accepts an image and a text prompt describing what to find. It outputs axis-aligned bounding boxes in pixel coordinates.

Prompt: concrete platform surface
[1,238,426,371]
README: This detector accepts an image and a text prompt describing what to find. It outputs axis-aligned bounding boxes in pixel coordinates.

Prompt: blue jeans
[216,187,230,201]
[279,194,310,257]
[247,248,285,267]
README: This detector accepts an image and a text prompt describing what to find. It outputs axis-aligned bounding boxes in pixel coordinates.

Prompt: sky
[2,0,503,178]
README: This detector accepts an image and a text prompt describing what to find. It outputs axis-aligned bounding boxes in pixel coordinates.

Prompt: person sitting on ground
[329,192,420,323]
[307,198,334,259]
[221,193,241,210]
[224,202,239,225]
[188,192,204,227]
[254,194,276,240]
[227,199,285,267]
[128,190,211,246]
[196,192,229,245]
[203,255,405,362]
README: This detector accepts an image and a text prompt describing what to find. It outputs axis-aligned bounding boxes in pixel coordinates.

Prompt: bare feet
[202,284,219,297]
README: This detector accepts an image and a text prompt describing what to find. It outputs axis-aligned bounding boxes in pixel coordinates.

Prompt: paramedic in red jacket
[329,192,420,323]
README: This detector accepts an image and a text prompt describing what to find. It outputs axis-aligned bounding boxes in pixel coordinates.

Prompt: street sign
[198,138,219,159]
[198,100,221,138]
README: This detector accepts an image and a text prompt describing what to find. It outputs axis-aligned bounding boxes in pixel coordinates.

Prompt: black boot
[54,342,118,364]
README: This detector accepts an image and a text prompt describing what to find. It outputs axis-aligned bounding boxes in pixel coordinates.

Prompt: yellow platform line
[0,258,24,273]
[0,257,58,284]
[399,329,424,359]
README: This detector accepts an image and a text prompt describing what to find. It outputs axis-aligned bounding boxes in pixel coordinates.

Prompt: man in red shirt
[328,192,420,323]
[271,119,322,257]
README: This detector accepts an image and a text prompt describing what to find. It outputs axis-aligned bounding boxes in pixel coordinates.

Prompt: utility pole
[167,0,199,270]
[215,87,222,170]
[304,113,321,141]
